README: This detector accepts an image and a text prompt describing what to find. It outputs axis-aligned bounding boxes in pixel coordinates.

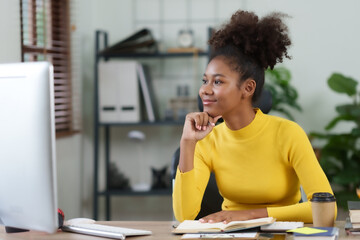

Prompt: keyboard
[260,221,304,232]
[62,223,152,239]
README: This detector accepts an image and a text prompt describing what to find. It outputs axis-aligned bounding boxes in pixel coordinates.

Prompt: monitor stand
[5,226,29,233]
[4,209,63,233]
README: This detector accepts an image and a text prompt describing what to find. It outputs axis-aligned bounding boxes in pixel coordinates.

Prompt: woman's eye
[214,80,222,85]
[202,79,208,84]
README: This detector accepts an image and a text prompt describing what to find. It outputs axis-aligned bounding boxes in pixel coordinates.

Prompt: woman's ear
[242,79,256,98]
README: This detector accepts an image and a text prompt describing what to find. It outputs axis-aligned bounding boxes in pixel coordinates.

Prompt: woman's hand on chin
[181,112,222,142]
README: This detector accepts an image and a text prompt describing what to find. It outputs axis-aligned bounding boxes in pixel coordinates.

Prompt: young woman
[172,10,336,224]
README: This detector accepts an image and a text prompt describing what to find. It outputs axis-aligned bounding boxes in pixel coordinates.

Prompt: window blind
[20,0,76,137]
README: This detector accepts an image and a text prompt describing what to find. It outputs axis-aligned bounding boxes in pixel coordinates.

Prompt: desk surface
[0,221,358,240]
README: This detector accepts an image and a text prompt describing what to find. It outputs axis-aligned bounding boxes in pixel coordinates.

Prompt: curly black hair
[208,10,291,102]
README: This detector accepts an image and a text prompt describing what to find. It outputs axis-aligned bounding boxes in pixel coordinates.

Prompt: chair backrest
[171,89,273,219]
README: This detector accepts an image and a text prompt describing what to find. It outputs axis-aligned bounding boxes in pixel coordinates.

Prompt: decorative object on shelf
[127,130,151,191]
[167,47,204,54]
[99,28,157,55]
[164,109,174,121]
[310,73,360,208]
[108,162,130,190]
[177,29,194,48]
[168,97,198,121]
[151,165,171,190]
[177,85,189,97]
[165,84,196,121]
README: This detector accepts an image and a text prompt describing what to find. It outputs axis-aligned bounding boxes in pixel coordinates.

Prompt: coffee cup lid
[310,192,336,202]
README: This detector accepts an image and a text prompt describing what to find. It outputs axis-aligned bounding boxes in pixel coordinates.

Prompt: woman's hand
[199,209,268,224]
[181,112,222,142]
[178,112,221,173]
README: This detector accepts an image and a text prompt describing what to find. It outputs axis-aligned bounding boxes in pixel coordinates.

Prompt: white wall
[0,0,21,63]
[56,135,82,219]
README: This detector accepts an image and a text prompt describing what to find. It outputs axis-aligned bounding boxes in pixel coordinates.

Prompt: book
[348,201,360,223]
[172,217,275,234]
[345,217,360,235]
[136,63,157,122]
[292,227,339,240]
[99,28,157,55]
[348,200,360,210]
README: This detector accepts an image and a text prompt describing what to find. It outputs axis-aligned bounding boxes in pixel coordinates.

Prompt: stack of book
[99,28,157,55]
[292,227,339,240]
[345,201,360,235]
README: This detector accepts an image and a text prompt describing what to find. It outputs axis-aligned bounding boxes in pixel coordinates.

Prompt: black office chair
[171,89,273,220]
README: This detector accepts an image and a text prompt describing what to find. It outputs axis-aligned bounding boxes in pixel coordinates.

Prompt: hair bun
[209,10,291,69]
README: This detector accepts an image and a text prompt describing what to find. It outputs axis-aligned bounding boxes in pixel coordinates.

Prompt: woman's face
[200,56,248,118]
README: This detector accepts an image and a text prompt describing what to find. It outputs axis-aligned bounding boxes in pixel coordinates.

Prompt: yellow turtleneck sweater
[173,109,336,223]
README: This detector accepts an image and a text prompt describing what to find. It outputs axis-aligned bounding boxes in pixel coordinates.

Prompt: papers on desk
[181,232,258,239]
[260,221,304,232]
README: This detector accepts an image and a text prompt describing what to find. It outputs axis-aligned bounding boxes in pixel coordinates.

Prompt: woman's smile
[202,98,217,106]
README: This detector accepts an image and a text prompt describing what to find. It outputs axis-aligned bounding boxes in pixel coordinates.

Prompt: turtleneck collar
[219,108,267,139]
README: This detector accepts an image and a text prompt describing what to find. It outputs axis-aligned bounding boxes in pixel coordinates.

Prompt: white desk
[0,221,358,239]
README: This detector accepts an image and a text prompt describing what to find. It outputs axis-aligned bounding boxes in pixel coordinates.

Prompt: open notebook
[172,217,275,234]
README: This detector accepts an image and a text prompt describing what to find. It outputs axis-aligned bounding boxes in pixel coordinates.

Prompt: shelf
[98,189,172,196]
[93,29,211,221]
[98,120,184,127]
[98,51,209,59]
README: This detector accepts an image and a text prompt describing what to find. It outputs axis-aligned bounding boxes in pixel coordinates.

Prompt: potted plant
[265,66,302,120]
[310,73,360,208]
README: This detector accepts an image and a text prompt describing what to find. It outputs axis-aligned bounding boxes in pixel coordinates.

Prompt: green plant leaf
[336,104,360,117]
[333,168,360,185]
[333,190,359,209]
[325,105,360,130]
[273,106,295,121]
[351,128,360,136]
[312,72,360,201]
[327,73,358,96]
[326,133,356,149]
[309,132,328,139]
[264,67,301,120]
[325,115,355,130]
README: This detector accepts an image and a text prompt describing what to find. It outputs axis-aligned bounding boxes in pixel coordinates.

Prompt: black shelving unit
[93,29,211,220]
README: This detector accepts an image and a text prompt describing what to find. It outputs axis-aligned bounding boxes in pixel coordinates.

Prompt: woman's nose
[200,83,213,95]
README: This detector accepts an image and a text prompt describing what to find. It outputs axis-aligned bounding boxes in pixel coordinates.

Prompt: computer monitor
[0,62,58,233]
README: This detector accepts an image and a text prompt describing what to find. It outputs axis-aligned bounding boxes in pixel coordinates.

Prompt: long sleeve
[267,123,333,223]
[268,121,337,222]
[172,149,211,222]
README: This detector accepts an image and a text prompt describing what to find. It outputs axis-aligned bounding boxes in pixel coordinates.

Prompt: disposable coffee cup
[310,192,336,227]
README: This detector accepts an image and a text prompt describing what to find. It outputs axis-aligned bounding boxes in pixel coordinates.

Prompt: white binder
[98,60,140,123]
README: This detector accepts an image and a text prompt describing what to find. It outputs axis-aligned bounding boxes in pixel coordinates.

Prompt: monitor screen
[0,62,58,233]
